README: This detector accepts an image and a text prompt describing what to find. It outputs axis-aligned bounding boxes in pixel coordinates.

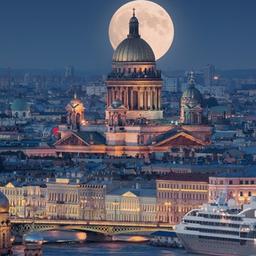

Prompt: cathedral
[55,11,212,159]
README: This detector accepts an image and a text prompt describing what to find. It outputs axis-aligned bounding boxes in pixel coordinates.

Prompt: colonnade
[107,87,161,111]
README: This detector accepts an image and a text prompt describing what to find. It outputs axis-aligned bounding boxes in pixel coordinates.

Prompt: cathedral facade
[55,11,212,159]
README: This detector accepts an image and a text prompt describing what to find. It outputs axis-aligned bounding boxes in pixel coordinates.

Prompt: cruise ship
[176,196,256,256]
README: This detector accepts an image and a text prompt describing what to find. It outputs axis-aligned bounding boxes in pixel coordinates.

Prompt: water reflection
[13,243,201,256]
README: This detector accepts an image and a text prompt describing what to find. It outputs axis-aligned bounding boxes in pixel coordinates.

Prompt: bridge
[11,218,174,240]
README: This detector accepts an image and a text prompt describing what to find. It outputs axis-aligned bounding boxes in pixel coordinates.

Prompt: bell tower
[65,93,86,131]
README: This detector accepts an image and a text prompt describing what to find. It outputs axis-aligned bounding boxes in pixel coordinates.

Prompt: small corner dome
[182,86,202,104]
[0,192,9,213]
[11,99,29,112]
[181,75,203,107]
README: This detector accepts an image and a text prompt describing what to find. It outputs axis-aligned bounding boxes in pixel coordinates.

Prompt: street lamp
[164,202,172,224]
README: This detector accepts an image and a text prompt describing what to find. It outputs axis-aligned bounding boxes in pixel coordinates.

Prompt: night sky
[0,0,256,73]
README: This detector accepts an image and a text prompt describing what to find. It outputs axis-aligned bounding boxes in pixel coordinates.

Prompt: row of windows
[1,188,42,197]
[48,206,79,215]
[158,183,207,190]
[114,67,154,74]
[106,213,156,222]
[48,192,78,203]
[186,227,239,236]
[158,205,192,213]
[198,235,242,243]
[210,191,254,198]
[184,219,240,228]
[106,202,155,212]
[158,214,180,223]
[158,191,207,201]
[240,191,252,197]
[210,179,255,185]
[198,213,242,221]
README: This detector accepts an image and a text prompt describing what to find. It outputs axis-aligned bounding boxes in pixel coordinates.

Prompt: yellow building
[46,178,80,220]
[157,175,208,224]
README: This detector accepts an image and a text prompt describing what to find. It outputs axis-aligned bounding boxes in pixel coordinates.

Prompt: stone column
[145,90,149,110]
[131,89,134,110]
[148,88,152,110]
[125,87,128,108]
[154,89,157,110]
[137,88,140,110]
[143,89,146,110]
[157,88,161,110]
[141,88,144,110]
[111,88,115,103]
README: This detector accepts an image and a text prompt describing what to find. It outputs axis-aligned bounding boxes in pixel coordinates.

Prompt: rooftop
[158,173,209,182]
[213,166,256,178]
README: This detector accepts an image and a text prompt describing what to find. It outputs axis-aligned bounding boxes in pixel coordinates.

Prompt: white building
[105,188,156,222]
[0,182,46,218]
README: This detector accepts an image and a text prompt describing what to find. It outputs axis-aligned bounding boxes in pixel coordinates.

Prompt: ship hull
[177,233,256,256]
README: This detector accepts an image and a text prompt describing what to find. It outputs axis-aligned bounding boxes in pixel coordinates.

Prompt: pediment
[55,132,89,146]
[5,182,15,188]
[122,191,137,198]
[155,131,205,147]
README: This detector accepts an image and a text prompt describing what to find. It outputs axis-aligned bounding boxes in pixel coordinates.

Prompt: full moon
[109,0,174,60]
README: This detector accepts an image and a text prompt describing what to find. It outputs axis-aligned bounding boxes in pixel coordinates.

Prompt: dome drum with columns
[106,9,163,121]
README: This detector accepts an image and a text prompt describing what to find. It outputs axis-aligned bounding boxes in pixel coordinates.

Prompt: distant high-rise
[64,65,74,78]
[203,64,215,87]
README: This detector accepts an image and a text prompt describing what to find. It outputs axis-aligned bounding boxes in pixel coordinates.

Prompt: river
[13,242,204,256]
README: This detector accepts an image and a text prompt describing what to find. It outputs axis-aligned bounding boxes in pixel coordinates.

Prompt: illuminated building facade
[209,169,256,205]
[157,175,208,224]
[0,182,46,218]
[65,93,86,131]
[46,178,80,220]
[0,192,12,255]
[52,11,212,158]
[79,184,106,220]
[105,188,157,222]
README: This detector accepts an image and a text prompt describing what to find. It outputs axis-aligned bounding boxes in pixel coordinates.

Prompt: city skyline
[0,0,256,73]
[0,1,256,254]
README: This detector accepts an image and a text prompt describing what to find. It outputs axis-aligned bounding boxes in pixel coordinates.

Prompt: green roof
[11,98,29,111]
